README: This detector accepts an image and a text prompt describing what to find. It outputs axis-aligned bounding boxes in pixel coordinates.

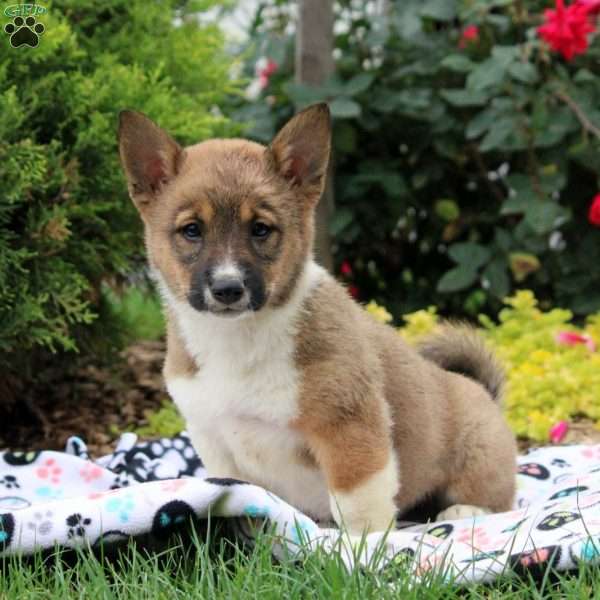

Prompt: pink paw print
[80,462,103,483]
[456,526,491,549]
[581,446,600,460]
[415,553,445,577]
[160,480,188,493]
[36,458,62,484]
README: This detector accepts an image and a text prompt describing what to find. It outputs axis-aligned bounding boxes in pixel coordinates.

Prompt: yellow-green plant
[368,291,600,442]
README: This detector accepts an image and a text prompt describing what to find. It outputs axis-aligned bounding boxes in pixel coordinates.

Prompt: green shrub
[231,0,600,319]
[0,1,241,388]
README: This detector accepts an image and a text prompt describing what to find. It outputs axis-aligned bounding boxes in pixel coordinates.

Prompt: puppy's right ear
[118,111,184,209]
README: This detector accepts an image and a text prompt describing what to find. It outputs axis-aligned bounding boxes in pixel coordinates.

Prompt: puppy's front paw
[329,456,399,535]
[436,504,491,522]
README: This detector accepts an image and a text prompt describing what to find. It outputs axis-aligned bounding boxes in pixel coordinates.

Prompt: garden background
[2,0,600,454]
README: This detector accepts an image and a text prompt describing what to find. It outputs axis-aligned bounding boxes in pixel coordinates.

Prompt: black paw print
[4,16,45,48]
[66,513,92,539]
[0,475,20,489]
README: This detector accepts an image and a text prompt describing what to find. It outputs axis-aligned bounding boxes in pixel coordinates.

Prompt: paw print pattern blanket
[1,433,600,584]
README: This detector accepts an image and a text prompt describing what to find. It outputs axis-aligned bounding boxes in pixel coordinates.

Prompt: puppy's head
[118,104,330,317]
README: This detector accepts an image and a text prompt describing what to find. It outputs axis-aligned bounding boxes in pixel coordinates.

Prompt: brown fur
[292,278,516,513]
[118,103,517,528]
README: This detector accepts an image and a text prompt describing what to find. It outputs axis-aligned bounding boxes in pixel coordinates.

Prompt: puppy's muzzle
[209,277,245,306]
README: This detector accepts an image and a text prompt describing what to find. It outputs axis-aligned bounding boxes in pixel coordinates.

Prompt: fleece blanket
[2,433,600,584]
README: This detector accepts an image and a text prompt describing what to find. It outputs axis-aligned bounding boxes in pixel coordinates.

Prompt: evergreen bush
[0,0,241,399]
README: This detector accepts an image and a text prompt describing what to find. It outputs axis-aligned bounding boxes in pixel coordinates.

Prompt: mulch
[0,340,167,456]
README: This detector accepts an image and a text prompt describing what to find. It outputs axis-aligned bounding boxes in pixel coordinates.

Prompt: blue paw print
[105,494,135,523]
[244,504,271,518]
[290,517,317,545]
[580,538,600,561]
[35,486,64,500]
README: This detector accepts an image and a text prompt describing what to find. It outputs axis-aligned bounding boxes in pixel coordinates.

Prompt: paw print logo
[36,458,62,484]
[0,475,20,490]
[4,16,45,48]
[105,494,135,523]
[27,510,53,536]
[66,513,92,540]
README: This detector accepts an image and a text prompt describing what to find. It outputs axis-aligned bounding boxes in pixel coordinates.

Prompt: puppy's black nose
[210,278,244,305]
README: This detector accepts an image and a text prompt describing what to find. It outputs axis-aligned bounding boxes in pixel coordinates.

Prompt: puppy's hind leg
[437,395,517,522]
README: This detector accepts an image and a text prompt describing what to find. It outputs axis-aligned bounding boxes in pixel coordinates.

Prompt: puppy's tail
[417,324,505,403]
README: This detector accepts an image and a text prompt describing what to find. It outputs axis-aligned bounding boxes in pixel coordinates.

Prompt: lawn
[2,528,600,599]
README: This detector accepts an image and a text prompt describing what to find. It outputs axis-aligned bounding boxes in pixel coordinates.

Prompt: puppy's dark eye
[251,221,271,239]
[181,223,202,241]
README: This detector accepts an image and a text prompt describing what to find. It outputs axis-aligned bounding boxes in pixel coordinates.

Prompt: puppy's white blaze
[163,260,332,520]
[329,452,399,534]
[212,261,243,280]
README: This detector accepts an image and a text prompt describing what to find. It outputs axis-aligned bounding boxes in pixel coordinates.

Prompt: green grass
[2,527,599,599]
[106,283,165,342]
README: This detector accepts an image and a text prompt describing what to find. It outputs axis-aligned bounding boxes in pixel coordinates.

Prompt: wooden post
[295,0,335,272]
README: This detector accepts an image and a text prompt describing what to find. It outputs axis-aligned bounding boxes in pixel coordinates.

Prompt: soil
[0,340,168,457]
[2,339,600,457]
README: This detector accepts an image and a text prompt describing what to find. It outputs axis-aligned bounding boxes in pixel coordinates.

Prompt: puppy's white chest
[167,364,331,520]
[163,260,330,519]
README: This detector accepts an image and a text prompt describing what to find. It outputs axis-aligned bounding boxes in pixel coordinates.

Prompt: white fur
[212,261,243,280]
[161,260,333,520]
[436,504,490,522]
[330,453,399,534]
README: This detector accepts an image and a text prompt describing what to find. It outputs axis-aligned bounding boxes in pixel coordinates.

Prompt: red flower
[348,285,360,299]
[578,0,600,15]
[257,59,278,89]
[588,193,600,226]
[538,0,597,61]
[549,420,569,443]
[340,260,353,277]
[458,25,479,49]
[555,330,596,351]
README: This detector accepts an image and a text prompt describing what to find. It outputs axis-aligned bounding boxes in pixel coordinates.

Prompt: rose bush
[229,0,600,319]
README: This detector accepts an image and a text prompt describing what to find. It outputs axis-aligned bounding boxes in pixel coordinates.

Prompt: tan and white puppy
[118,104,517,534]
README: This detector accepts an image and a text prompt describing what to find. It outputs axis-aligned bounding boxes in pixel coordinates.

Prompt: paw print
[27,510,53,536]
[0,475,20,489]
[80,462,104,483]
[456,526,492,549]
[243,504,271,519]
[4,16,45,48]
[581,446,600,461]
[36,458,62,484]
[105,494,135,523]
[66,513,92,539]
[35,486,63,500]
[160,479,188,493]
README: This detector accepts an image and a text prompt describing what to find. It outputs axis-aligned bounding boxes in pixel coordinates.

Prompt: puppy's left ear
[118,110,184,210]
[268,103,331,204]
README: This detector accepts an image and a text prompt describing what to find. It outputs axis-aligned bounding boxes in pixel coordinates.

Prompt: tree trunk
[295,0,335,272]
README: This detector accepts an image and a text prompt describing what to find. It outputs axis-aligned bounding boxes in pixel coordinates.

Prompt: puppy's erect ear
[268,103,331,203]
[118,110,184,207]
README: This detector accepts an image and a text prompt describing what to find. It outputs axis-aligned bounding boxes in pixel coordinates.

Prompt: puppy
[118,104,516,534]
